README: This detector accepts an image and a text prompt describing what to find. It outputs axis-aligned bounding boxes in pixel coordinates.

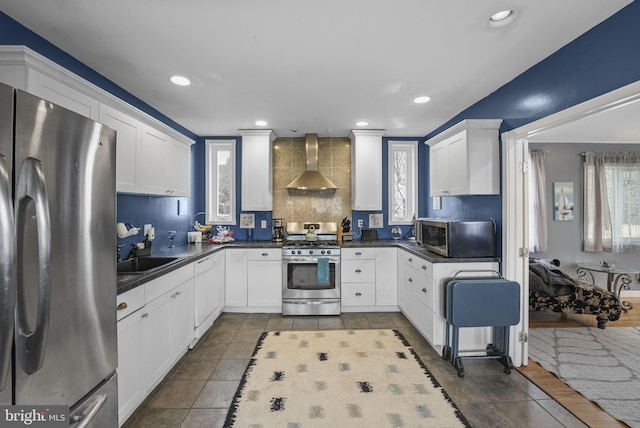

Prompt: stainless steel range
[282,222,341,315]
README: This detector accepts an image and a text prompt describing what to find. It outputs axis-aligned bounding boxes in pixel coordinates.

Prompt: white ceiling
[528,97,640,144]
[0,0,632,138]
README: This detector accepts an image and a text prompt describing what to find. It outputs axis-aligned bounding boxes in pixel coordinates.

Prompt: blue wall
[2,2,640,249]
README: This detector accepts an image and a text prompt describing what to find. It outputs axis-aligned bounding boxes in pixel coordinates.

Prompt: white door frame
[501,79,640,367]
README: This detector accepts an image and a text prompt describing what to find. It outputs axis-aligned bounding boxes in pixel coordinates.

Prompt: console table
[576,263,638,312]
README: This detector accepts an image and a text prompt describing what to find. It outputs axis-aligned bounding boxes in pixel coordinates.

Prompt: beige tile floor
[123,312,587,428]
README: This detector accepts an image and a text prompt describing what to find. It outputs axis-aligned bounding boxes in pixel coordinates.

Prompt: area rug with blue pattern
[224,329,469,427]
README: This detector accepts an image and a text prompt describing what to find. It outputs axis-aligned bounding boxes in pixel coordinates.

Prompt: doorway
[501,79,640,367]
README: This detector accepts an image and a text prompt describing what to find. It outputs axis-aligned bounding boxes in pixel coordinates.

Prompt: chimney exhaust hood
[286,133,337,190]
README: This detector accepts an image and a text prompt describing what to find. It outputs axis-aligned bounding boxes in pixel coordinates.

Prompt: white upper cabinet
[99,107,191,197]
[99,104,140,193]
[137,125,191,197]
[240,130,275,211]
[0,46,194,197]
[26,69,100,120]
[350,129,385,211]
[427,119,502,196]
[137,125,170,195]
[165,139,191,196]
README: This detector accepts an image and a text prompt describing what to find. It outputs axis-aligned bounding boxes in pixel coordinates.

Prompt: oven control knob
[291,250,296,255]
[321,250,326,254]
[309,250,314,254]
[297,250,302,255]
[327,250,331,255]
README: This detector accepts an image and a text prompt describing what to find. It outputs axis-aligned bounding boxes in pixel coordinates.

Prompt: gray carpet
[528,327,640,428]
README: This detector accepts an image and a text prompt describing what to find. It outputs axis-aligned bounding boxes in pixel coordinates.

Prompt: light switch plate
[177,199,187,216]
[261,220,267,228]
[433,196,441,210]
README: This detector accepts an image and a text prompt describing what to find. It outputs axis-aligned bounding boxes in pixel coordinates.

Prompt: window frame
[388,140,418,225]
[605,162,640,250]
[205,139,236,225]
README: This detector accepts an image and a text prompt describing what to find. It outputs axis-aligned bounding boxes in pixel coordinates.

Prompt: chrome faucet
[117,244,125,262]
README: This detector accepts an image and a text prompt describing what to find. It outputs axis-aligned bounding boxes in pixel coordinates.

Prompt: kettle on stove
[305,225,318,241]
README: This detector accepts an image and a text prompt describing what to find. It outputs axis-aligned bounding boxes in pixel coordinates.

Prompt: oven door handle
[282,258,340,263]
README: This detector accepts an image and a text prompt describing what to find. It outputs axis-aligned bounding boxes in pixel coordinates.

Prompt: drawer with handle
[247,248,281,261]
[116,286,144,321]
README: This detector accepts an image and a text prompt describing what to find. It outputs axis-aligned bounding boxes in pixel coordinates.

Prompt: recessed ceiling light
[489,10,515,27]
[355,121,369,127]
[490,10,512,21]
[170,75,191,86]
[255,120,268,126]
[414,96,431,104]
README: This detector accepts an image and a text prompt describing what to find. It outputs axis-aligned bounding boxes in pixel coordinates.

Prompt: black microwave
[415,218,496,258]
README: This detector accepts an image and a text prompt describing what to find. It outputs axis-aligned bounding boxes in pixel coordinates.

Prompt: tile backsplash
[272,136,351,223]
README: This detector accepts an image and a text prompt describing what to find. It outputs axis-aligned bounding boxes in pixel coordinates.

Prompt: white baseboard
[620,290,640,298]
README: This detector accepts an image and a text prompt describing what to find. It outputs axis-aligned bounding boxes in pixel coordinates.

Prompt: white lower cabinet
[142,292,173,391]
[398,249,497,353]
[116,264,194,426]
[116,302,144,425]
[340,247,398,310]
[225,249,248,307]
[375,248,398,307]
[225,248,282,311]
[170,279,195,361]
[194,251,225,344]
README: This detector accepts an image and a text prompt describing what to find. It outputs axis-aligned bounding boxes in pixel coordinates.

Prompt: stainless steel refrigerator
[0,82,118,426]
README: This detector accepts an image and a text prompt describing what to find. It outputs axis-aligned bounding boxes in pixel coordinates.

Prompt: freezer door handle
[70,393,107,428]
[0,156,16,391]
[15,157,52,374]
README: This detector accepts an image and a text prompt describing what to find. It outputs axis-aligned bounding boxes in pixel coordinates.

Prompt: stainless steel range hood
[286,133,337,190]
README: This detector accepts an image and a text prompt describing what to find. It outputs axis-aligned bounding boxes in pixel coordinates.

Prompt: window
[604,154,640,251]
[583,152,640,252]
[206,139,236,225]
[388,140,418,225]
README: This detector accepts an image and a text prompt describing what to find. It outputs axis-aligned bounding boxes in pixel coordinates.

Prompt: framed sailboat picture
[554,181,574,221]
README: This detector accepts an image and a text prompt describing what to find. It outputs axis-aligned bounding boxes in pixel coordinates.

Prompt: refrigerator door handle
[0,155,16,391]
[15,157,52,374]
[70,393,107,428]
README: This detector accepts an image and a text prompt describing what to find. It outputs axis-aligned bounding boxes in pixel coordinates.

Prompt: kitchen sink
[117,256,180,274]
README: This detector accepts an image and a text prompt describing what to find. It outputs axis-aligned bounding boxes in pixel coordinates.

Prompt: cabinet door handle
[422,288,427,293]
[421,265,427,270]
[408,257,413,262]
[355,269,361,273]
[355,292,362,296]
[117,302,128,310]
[141,313,149,319]
[355,252,362,256]
[197,257,210,264]
[262,252,269,257]
[408,277,413,282]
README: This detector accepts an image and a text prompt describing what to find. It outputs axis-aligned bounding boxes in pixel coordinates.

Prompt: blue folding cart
[442,271,521,377]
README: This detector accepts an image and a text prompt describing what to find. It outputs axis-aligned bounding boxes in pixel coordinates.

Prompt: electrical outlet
[357,219,364,228]
[433,196,441,210]
[261,220,267,228]
[144,224,152,236]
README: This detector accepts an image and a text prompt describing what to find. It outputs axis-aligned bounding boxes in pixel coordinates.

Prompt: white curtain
[584,152,640,252]
[528,149,548,252]
[604,152,640,252]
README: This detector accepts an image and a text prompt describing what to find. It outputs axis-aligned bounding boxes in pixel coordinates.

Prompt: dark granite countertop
[117,239,499,295]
